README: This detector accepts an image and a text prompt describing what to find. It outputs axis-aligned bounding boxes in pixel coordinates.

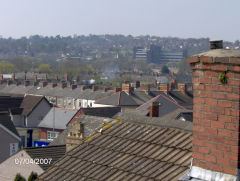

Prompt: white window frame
[47,131,59,140]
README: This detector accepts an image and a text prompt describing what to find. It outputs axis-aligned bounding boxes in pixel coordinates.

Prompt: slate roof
[0,95,24,109]
[78,107,121,118]
[50,115,112,146]
[20,95,50,116]
[0,112,19,137]
[38,108,77,130]
[136,93,188,118]
[39,119,192,181]
[95,90,193,109]
[0,84,114,100]
[113,109,193,132]
[25,145,66,170]
[95,91,154,107]
[27,85,114,100]
[0,84,34,95]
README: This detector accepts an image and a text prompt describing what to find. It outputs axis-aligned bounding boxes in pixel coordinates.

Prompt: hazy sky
[0,0,239,41]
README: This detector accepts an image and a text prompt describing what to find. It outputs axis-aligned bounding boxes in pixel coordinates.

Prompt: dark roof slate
[0,95,24,109]
[25,145,66,170]
[95,91,153,107]
[20,95,48,116]
[80,107,121,118]
[0,112,19,137]
[39,120,192,181]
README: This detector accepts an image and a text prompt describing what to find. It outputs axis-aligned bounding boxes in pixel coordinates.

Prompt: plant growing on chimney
[219,71,227,84]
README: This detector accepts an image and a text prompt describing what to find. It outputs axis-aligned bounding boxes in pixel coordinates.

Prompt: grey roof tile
[38,108,77,130]
[25,145,66,170]
[39,120,192,181]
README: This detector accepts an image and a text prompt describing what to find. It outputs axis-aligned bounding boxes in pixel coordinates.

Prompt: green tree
[0,61,17,73]
[28,172,38,181]
[161,65,170,74]
[14,173,26,181]
[38,64,51,73]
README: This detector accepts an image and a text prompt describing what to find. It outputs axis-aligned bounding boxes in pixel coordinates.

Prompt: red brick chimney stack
[122,83,133,94]
[149,102,159,117]
[187,40,240,179]
[177,83,186,93]
[92,85,98,92]
[140,84,150,93]
[11,73,15,81]
[158,83,169,93]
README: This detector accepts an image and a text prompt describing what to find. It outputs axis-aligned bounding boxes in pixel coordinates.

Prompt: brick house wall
[188,51,240,176]
[40,128,63,140]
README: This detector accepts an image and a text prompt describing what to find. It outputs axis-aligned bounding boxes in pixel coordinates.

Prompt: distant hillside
[0,35,238,62]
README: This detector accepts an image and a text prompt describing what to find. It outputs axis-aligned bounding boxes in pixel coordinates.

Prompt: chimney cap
[210,40,223,50]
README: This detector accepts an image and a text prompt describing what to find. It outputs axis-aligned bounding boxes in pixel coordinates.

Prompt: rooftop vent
[210,40,223,50]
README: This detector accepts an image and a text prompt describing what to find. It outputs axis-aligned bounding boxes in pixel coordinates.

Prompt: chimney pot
[210,40,223,50]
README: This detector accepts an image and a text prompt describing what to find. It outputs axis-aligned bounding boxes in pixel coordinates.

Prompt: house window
[47,131,59,140]
[67,98,72,105]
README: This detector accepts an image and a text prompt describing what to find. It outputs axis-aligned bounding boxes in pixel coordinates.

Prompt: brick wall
[66,122,83,152]
[188,54,240,175]
[158,83,169,93]
[122,83,133,94]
